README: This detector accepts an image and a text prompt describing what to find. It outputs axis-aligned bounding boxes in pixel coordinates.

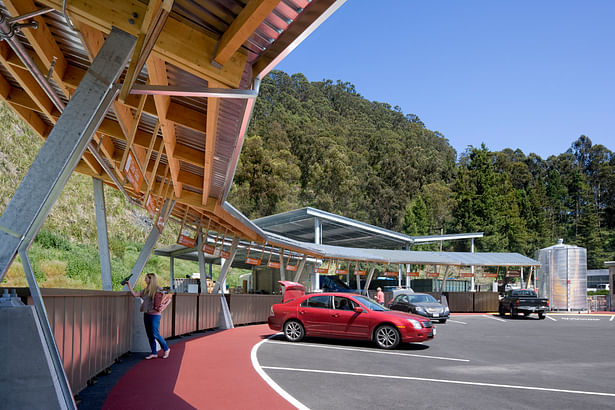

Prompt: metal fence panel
[445,292,474,312]
[473,292,499,312]
[25,289,133,393]
[174,294,197,336]
[198,294,220,330]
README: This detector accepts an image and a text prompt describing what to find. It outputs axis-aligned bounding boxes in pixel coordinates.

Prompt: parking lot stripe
[610,315,614,322]
[483,314,506,322]
[448,319,467,325]
[251,339,309,410]
[264,340,470,362]
[260,366,615,398]
[547,315,557,321]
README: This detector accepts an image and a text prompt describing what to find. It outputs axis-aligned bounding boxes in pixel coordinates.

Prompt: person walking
[127,273,170,359]
[376,287,385,305]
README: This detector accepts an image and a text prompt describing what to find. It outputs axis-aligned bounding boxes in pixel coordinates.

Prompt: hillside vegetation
[1,70,613,291]
[229,71,615,267]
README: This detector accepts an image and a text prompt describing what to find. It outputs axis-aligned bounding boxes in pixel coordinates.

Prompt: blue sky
[276,1,615,159]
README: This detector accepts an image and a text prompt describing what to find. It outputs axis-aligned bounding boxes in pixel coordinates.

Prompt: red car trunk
[279,281,305,302]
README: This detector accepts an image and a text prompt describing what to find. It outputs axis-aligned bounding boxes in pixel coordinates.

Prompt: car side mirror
[354,306,364,313]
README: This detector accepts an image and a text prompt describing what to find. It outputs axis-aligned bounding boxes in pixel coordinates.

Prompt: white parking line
[547,315,557,321]
[483,314,506,322]
[610,315,614,322]
[261,366,615,398]
[251,338,309,410]
[448,319,467,325]
[264,339,469,362]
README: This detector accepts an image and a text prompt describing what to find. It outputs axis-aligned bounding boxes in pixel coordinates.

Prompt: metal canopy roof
[0,0,346,243]
[154,230,539,268]
[252,207,484,249]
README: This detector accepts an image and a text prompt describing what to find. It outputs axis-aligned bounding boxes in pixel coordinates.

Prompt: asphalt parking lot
[254,313,615,409]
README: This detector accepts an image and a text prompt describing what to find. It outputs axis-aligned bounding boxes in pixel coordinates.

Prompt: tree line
[228,71,615,268]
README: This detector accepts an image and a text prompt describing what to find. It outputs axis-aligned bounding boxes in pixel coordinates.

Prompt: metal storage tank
[537,239,587,311]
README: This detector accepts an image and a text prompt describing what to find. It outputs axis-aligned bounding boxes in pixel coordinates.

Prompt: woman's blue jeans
[143,313,169,355]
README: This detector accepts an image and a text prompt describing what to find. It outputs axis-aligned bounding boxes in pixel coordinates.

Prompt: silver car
[388,292,450,323]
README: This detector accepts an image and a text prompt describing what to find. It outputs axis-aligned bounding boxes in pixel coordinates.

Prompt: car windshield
[354,295,388,311]
[408,294,438,304]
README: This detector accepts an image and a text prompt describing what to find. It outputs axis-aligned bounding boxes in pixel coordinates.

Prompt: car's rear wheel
[509,306,517,319]
[283,320,305,342]
[538,312,545,320]
[439,319,447,324]
[374,325,400,349]
[498,305,505,316]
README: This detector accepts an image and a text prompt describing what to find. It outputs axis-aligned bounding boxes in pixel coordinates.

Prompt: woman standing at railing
[126,273,171,360]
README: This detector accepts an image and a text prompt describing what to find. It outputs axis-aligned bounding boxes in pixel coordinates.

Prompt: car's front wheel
[374,325,400,349]
[283,320,305,342]
[439,319,447,324]
[538,312,545,320]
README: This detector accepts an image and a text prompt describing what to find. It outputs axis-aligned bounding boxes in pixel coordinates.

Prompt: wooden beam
[146,54,182,198]
[39,0,248,88]
[0,57,57,122]
[252,0,338,79]
[214,0,278,66]
[203,79,222,204]
[119,0,173,102]
[53,60,207,134]
[3,0,71,98]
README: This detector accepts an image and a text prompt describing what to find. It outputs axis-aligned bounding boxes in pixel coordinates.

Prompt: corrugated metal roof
[253,207,483,249]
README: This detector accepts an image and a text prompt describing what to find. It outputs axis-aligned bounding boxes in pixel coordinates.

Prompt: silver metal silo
[537,239,587,311]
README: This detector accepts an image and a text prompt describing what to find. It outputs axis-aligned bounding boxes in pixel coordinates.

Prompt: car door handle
[299,310,305,315]
[332,314,339,318]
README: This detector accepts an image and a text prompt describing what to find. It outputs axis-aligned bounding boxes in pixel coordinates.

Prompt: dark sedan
[389,293,450,323]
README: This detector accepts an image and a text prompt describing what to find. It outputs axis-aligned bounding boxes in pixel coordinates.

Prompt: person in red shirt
[376,287,385,305]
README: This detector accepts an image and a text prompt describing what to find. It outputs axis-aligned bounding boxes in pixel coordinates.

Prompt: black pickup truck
[499,289,549,319]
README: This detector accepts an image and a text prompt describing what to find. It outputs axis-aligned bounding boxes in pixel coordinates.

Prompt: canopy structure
[253,207,484,249]
[155,228,540,269]
[0,0,347,258]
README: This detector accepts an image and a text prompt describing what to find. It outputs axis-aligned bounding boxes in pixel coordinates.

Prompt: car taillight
[515,300,520,305]
[546,300,549,307]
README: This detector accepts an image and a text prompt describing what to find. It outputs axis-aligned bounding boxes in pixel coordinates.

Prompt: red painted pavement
[103,324,295,410]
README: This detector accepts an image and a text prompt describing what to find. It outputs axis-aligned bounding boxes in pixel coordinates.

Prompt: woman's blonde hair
[144,273,158,299]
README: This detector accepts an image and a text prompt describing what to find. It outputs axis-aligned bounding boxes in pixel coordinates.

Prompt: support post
[363,265,376,295]
[197,231,206,293]
[279,250,286,282]
[93,178,112,290]
[314,217,322,290]
[170,257,175,291]
[470,238,475,292]
[125,200,174,290]
[292,255,307,283]
[213,237,239,329]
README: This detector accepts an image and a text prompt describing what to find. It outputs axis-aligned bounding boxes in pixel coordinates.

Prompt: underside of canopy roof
[0,0,345,242]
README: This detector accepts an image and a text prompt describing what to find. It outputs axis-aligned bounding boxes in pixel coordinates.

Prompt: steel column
[0,27,136,282]
[125,200,175,290]
[363,266,376,295]
[279,250,286,282]
[213,237,239,330]
[93,178,112,290]
[197,232,206,293]
[470,238,475,291]
[292,255,307,283]
[213,237,239,294]
[20,249,74,409]
[314,217,322,290]
[170,257,175,291]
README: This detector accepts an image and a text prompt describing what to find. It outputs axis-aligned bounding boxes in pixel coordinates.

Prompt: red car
[268,281,435,349]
